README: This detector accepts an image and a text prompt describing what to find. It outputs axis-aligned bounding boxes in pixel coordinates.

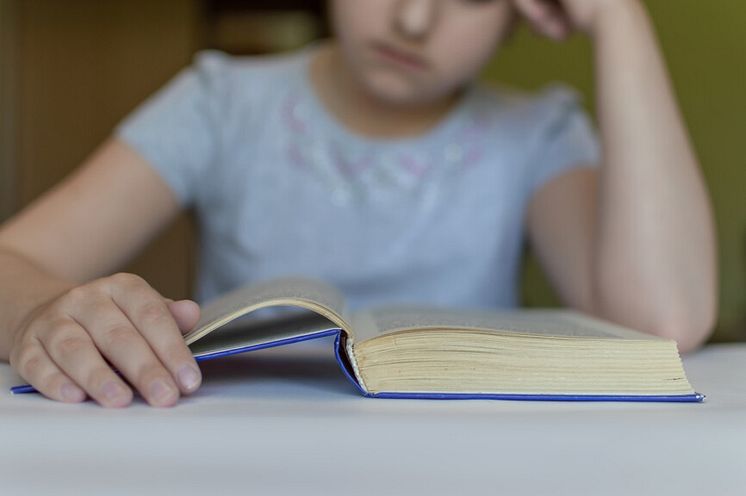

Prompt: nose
[393,0,439,41]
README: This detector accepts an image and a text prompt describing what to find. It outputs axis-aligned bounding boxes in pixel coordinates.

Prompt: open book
[11,277,703,402]
[185,277,701,402]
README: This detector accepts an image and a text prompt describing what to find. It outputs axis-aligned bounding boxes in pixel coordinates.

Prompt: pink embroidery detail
[281,88,495,202]
[398,155,430,178]
[287,142,306,169]
[331,142,373,178]
[282,95,307,134]
[461,147,483,169]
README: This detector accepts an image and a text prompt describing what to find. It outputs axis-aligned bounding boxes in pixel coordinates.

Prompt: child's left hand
[512,0,634,40]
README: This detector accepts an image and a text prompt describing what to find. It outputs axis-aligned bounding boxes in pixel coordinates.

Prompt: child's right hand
[9,273,202,407]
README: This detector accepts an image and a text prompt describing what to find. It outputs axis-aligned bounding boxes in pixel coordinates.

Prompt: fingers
[72,296,181,407]
[109,276,202,395]
[12,273,203,408]
[166,299,201,335]
[10,339,86,403]
[36,316,134,407]
[513,0,573,40]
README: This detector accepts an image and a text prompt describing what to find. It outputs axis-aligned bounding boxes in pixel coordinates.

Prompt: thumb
[164,298,201,334]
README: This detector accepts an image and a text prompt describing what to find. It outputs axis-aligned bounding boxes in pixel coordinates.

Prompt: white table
[1,340,745,496]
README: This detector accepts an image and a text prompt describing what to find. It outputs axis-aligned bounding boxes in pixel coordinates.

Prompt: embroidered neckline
[281,48,496,206]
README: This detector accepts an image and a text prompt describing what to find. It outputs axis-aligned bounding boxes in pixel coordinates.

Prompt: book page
[188,311,339,358]
[184,277,352,345]
[351,306,664,343]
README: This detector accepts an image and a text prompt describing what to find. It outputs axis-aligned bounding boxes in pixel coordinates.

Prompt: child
[0,0,716,407]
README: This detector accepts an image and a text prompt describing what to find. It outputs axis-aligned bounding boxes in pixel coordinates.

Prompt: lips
[370,42,430,71]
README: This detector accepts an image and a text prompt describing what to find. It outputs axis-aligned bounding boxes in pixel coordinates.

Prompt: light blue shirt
[116,47,599,309]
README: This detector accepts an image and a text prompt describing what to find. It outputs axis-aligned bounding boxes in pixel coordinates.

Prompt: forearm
[0,248,75,360]
[590,1,717,350]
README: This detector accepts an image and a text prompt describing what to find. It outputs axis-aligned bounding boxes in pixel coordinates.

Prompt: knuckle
[137,301,170,326]
[10,342,38,371]
[54,334,90,358]
[110,272,143,288]
[40,317,80,341]
[44,298,70,317]
[99,324,136,349]
[62,285,91,305]
[20,354,45,377]
[55,286,109,315]
[44,315,75,330]
[34,308,65,328]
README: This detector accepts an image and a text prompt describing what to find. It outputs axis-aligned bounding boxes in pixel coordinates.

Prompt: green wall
[481,1,746,341]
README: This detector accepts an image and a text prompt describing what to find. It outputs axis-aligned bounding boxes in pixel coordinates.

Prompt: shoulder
[187,48,308,92]
[468,82,599,194]
[472,82,598,164]
[474,82,588,132]
[178,48,311,133]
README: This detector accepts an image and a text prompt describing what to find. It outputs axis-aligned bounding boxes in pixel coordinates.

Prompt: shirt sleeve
[528,85,601,197]
[114,51,227,207]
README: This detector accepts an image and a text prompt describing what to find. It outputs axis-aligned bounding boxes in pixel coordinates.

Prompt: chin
[362,71,444,107]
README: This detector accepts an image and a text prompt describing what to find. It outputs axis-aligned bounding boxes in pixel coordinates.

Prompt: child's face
[330,0,515,106]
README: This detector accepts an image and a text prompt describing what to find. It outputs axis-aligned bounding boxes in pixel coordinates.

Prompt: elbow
[592,272,719,355]
[647,306,717,355]
[592,290,718,355]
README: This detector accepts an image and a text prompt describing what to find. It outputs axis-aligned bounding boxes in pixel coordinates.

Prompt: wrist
[0,250,75,360]
[587,0,648,40]
[2,287,67,361]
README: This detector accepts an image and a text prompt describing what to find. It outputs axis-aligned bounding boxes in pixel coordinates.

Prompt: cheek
[330,0,389,45]
[429,19,508,90]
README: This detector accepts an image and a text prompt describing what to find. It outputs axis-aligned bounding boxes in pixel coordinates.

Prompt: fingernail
[102,381,126,401]
[149,379,177,405]
[60,383,84,402]
[177,365,201,392]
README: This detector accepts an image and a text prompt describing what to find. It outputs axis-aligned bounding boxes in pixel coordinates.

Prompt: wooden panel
[14,0,201,299]
[0,0,19,222]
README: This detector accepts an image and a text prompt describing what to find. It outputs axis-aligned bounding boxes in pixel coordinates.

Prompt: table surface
[1,339,745,496]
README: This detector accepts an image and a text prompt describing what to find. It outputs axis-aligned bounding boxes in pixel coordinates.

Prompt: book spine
[333,332,370,396]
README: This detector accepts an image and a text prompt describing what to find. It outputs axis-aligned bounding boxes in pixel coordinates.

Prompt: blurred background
[0,0,743,343]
